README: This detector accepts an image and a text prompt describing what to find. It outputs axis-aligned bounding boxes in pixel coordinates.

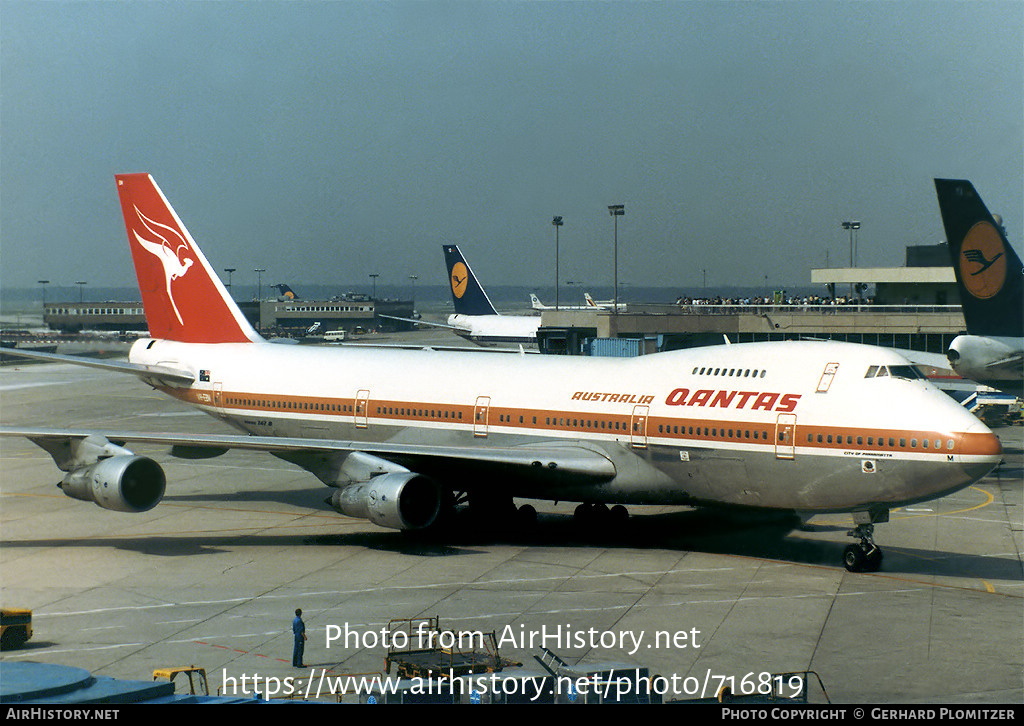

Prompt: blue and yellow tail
[934,179,1023,337]
[442,245,499,316]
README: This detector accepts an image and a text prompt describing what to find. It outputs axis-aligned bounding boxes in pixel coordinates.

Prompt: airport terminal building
[41,294,415,336]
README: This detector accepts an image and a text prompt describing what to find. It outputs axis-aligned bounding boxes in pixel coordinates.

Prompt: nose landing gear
[843,523,883,572]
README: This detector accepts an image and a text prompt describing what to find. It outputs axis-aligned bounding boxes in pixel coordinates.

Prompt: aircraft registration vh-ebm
[1,174,1003,573]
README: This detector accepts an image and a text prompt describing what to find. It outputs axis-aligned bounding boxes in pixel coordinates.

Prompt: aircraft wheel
[843,544,865,573]
[610,504,629,525]
[574,503,593,523]
[864,547,883,572]
[517,504,537,529]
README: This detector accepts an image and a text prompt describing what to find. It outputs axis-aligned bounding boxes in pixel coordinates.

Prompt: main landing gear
[573,503,629,528]
[843,523,883,573]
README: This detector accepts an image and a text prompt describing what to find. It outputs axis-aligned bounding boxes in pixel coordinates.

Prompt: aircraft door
[474,396,491,437]
[775,413,796,459]
[213,382,223,407]
[816,362,839,393]
[355,389,370,429]
[630,405,649,449]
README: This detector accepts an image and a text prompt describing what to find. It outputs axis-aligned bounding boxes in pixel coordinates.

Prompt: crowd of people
[673,293,875,307]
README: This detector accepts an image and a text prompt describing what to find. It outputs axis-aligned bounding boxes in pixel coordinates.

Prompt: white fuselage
[947,334,1024,395]
[446,313,541,346]
[130,338,1001,514]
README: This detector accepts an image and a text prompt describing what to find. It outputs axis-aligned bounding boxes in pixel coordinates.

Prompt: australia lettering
[572,391,657,405]
[664,388,801,413]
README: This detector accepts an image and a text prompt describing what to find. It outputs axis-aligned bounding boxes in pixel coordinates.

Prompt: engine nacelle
[329,472,442,530]
[60,455,166,513]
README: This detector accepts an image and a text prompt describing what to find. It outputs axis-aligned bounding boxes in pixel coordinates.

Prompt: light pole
[608,204,624,314]
[369,273,380,300]
[75,281,87,303]
[552,216,563,310]
[841,220,861,267]
[409,275,417,301]
[37,280,49,307]
[254,268,266,302]
[841,221,860,297]
[224,268,236,293]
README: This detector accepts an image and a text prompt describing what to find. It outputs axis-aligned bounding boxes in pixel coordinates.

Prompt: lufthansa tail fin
[274,283,298,300]
[934,179,1023,337]
[443,245,499,316]
[116,174,261,344]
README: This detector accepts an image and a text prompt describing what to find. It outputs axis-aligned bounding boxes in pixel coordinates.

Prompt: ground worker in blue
[292,608,307,667]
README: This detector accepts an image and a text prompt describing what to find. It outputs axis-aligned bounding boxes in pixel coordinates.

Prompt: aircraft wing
[978,352,1023,375]
[376,314,459,331]
[0,426,617,487]
[1,347,195,385]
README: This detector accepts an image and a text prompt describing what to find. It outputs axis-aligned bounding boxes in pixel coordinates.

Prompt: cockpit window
[888,365,923,380]
[865,365,923,380]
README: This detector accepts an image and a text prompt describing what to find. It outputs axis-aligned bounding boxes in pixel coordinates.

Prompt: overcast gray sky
[2,0,1021,296]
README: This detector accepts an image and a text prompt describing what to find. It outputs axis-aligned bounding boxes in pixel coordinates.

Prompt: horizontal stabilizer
[1,347,194,385]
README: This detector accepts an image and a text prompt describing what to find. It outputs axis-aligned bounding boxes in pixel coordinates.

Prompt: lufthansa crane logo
[451,262,469,299]
[959,221,1006,300]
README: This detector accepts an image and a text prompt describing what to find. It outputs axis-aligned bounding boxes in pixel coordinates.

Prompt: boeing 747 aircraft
[934,179,1023,396]
[1,175,1003,573]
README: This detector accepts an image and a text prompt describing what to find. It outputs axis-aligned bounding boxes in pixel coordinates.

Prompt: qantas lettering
[572,391,656,405]
[664,388,801,413]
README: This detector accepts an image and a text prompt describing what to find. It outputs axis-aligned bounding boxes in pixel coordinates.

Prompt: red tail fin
[115,174,260,344]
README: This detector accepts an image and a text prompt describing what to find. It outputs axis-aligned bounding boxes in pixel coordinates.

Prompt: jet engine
[60,455,166,513]
[329,472,442,530]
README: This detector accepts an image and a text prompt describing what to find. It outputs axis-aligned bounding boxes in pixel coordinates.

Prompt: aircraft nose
[959,420,1003,479]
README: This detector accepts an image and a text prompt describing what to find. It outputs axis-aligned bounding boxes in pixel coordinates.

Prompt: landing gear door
[355,389,370,429]
[474,396,491,438]
[775,413,796,460]
[630,405,649,449]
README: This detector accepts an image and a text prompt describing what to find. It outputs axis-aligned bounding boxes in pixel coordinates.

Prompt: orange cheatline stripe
[162,385,997,458]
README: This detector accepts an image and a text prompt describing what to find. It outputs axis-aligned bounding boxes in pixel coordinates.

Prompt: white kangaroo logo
[132,205,194,324]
